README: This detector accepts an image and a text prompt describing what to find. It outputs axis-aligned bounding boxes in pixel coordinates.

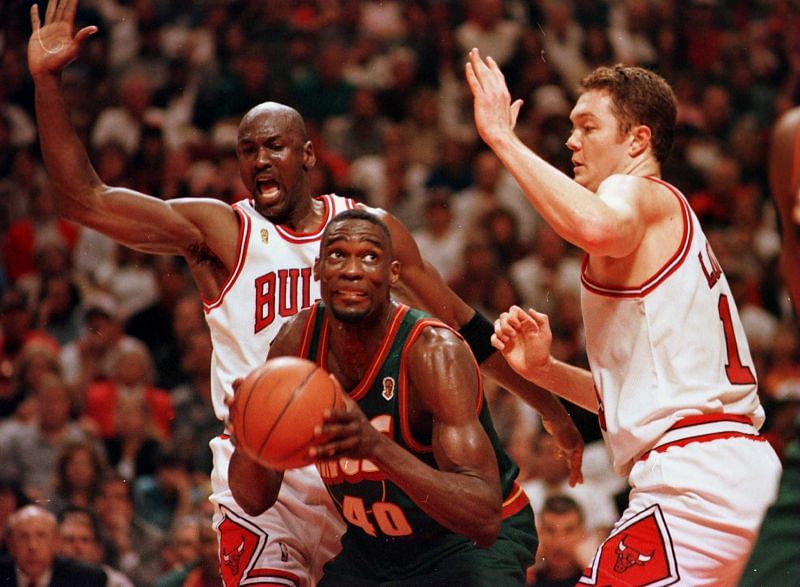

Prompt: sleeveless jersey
[204,194,356,421]
[580,177,765,476]
[299,302,520,578]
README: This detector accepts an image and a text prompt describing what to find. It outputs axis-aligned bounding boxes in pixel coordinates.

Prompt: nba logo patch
[261,228,269,244]
[382,377,395,400]
[580,504,679,586]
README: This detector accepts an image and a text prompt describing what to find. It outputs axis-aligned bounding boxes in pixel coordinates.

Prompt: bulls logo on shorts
[579,504,679,587]
[217,507,268,586]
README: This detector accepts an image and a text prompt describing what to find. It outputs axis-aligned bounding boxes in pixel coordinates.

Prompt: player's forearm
[369,436,501,547]
[520,356,599,414]
[484,131,614,253]
[34,72,104,219]
[480,351,573,421]
[229,448,284,516]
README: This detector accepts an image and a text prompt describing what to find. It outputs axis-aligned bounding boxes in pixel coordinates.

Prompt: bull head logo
[614,534,654,573]
[222,538,246,576]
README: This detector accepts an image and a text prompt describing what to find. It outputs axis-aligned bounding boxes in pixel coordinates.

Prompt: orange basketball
[230,357,344,470]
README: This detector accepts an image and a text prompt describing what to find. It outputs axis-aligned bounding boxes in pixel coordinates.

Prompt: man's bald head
[7,505,60,580]
[240,102,308,142]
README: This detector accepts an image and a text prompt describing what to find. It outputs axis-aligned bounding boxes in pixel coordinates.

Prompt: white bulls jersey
[204,194,355,587]
[580,177,765,476]
[205,194,356,420]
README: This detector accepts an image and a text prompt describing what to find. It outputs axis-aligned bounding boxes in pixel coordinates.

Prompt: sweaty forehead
[325,220,388,247]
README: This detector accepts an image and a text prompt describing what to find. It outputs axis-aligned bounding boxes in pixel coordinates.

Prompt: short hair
[322,208,393,252]
[542,494,585,525]
[580,65,677,164]
[58,505,103,542]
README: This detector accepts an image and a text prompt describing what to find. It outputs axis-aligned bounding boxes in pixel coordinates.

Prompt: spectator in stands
[0,289,59,409]
[0,504,107,586]
[94,474,166,587]
[125,255,193,389]
[528,495,587,586]
[154,518,220,587]
[411,189,466,284]
[454,0,522,68]
[0,339,58,425]
[103,388,166,481]
[521,430,616,550]
[0,371,97,501]
[84,337,173,440]
[47,440,109,516]
[170,327,220,478]
[2,188,79,285]
[133,450,200,532]
[0,479,29,558]
[156,515,201,578]
[59,292,139,405]
[59,506,135,587]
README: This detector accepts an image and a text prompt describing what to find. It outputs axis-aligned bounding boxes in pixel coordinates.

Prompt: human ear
[629,125,652,158]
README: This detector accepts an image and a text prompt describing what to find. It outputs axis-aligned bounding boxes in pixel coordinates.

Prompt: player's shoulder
[409,318,470,361]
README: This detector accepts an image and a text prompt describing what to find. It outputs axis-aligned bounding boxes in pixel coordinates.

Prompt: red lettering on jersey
[300,266,312,308]
[698,242,722,289]
[278,268,299,317]
[254,268,318,334]
[580,504,679,586]
[254,273,276,333]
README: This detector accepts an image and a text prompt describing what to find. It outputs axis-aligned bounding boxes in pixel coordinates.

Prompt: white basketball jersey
[580,177,765,475]
[204,194,356,421]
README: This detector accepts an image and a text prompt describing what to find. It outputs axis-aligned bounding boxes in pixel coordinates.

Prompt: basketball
[230,356,344,470]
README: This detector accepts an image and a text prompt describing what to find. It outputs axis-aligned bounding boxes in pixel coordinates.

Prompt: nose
[565,130,579,152]
[255,147,271,168]
[341,256,363,278]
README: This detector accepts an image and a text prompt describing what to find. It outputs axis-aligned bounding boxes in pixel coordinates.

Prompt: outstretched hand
[28,0,97,78]
[464,48,523,146]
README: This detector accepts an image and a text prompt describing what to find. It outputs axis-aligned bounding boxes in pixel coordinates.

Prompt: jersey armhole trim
[204,203,250,311]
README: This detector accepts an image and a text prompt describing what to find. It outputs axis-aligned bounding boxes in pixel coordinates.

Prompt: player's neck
[327,304,397,390]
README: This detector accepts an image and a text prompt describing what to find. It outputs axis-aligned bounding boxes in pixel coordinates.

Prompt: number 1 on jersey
[718,294,756,385]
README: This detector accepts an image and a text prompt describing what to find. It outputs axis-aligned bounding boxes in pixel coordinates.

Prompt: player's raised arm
[28,0,237,259]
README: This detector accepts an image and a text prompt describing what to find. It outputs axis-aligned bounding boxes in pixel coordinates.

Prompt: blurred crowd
[1,0,800,584]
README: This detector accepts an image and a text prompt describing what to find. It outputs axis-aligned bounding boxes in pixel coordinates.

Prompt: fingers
[75,25,98,43]
[30,4,41,32]
[63,0,78,26]
[510,99,524,129]
[568,450,585,487]
[45,0,57,24]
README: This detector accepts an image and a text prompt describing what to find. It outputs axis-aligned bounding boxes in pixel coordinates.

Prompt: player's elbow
[471,513,501,548]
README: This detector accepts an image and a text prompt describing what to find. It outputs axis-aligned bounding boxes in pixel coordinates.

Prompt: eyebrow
[325,234,385,249]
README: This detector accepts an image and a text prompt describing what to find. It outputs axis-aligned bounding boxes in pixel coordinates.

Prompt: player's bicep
[84,188,232,255]
[409,329,497,477]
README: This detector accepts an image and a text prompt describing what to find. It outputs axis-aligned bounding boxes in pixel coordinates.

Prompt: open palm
[28,0,97,78]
